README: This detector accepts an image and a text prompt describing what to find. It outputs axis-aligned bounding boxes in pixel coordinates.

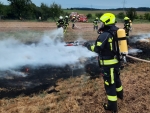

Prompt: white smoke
[0,28,96,71]
[130,33,150,43]
[128,48,142,55]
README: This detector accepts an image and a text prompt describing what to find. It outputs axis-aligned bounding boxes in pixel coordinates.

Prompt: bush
[144,13,150,20]
[86,13,92,19]
[126,8,137,21]
[117,12,125,19]
[95,12,103,18]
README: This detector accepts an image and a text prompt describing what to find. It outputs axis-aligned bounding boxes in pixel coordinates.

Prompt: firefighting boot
[117,90,123,100]
[103,103,117,113]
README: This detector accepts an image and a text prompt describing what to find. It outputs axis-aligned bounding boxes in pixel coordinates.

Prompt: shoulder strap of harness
[106,30,121,62]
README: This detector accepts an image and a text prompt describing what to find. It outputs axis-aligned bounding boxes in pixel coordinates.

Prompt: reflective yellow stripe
[108,38,112,42]
[105,81,109,85]
[110,68,114,84]
[110,43,112,50]
[97,42,102,46]
[100,59,118,65]
[107,95,117,101]
[91,45,95,51]
[116,86,123,92]
[108,38,113,51]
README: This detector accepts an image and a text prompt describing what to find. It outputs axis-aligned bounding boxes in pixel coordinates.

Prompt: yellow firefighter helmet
[124,16,129,20]
[100,13,116,25]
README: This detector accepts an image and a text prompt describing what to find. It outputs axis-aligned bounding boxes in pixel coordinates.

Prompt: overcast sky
[1,0,150,9]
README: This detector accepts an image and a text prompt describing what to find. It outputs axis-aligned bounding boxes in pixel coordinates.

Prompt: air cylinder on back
[117,29,128,55]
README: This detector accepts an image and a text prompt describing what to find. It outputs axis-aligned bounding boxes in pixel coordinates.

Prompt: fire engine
[69,12,88,22]
[77,14,88,22]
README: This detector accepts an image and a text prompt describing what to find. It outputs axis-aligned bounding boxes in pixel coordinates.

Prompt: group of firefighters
[93,16,132,35]
[56,15,77,33]
[56,14,132,36]
[56,13,132,113]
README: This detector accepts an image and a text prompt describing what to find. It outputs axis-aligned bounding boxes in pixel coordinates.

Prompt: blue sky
[1,0,150,9]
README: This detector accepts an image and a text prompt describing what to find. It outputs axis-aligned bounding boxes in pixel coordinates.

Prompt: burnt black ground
[0,34,150,99]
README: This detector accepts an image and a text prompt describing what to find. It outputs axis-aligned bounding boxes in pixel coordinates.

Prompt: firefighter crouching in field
[123,16,132,44]
[56,16,64,28]
[83,13,123,113]
[64,15,69,33]
[93,17,99,31]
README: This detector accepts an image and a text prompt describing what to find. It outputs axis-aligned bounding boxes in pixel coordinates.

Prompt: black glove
[83,42,91,50]
[97,28,103,34]
[97,30,101,34]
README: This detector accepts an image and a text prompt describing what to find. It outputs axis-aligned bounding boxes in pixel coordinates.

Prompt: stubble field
[0,21,150,113]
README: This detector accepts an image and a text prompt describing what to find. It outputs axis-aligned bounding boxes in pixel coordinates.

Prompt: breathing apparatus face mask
[99,21,104,29]
[97,22,104,34]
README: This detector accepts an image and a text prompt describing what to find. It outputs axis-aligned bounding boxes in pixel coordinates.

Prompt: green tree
[0,2,4,19]
[40,3,50,20]
[49,2,64,21]
[0,2,9,19]
[139,15,143,19]
[148,14,150,21]
[117,12,125,19]
[134,14,139,19]
[86,13,92,19]
[126,8,137,21]
[7,0,34,19]
[144,13,150,20]
[33,6,42,20]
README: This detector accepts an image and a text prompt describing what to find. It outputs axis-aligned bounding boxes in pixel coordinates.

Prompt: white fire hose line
[126,55,150,63]
[74,24,82,29]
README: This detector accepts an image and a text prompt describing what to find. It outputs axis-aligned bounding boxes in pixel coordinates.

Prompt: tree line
[69,7,150,11]
[0,0,65,21]
[86,8,150,22]
[0,0,150,22]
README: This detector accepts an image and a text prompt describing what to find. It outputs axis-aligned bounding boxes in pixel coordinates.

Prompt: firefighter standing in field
[93,17,99,31]
[71,15,76,29]
[64,15,69,33]
[56,16,64,28]
[123,16,132,44]
[84,13,123,113]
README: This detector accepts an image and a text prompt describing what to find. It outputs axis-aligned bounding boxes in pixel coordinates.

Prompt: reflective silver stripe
[100,59,118,65]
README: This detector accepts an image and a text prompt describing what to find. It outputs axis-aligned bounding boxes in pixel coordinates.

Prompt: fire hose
[74,24,82,29]
[126,55,150,63]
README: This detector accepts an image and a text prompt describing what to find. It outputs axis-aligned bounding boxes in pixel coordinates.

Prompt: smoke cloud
[129,33,150,43]
[128,48,142,55]
[0,28,96,71]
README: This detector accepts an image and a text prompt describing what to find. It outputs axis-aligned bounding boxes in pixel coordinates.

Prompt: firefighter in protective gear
[64,15,69,33]
[84,13,123,113]
[71,15,76,29]
[93,17,99,31]
[56,16,64,28]
[123,16,132,38]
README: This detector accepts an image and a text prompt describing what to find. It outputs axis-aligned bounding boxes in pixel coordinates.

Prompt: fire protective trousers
[102,67,123,111]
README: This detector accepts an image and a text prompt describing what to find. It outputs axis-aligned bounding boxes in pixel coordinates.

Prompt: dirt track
[0,22,150,42]
[0,22,149,31]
